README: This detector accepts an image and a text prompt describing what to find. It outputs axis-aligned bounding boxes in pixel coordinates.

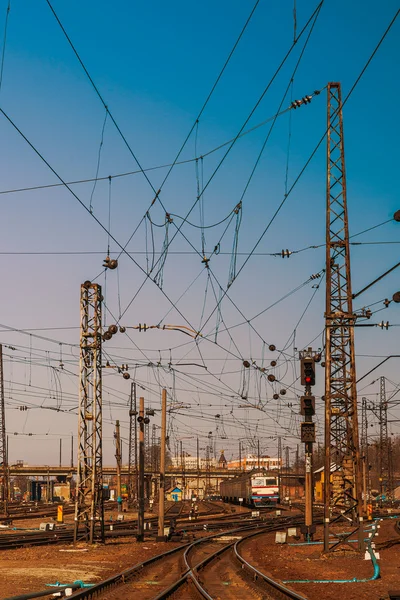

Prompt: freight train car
[220,470,280,507]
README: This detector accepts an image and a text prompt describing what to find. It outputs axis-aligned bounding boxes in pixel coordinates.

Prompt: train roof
[221,468,278,482]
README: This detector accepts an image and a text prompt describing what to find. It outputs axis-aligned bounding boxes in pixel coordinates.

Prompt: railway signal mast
[324,83,363,552]
[128,381,138,504]
[74,282,104,543]
[299,348,317,541]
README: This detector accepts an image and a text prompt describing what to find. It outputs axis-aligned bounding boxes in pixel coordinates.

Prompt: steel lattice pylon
[74,282,104,543]
[0,345,9,517]
[324,82,363,552]
[128,381,137,503]
[379,377,393,503]
[361,396,370,507]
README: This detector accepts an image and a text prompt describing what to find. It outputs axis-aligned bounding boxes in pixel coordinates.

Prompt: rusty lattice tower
[128,381,138,502]
[0,345,8,517]
[74,281,104,543]
[324,82,363,552]
[379,376,393,503]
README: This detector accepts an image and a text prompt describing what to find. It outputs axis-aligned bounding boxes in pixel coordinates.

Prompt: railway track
[0,503,77,522]
[68,515,309,599]
[0,501,232,551]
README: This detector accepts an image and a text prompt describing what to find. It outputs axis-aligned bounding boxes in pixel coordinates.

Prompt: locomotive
[220,469,280,507]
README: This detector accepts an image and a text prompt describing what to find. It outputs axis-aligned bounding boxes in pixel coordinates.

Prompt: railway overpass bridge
[9,465,242,478]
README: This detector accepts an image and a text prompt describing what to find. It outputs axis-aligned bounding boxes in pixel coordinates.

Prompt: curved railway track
[69,515,309,599]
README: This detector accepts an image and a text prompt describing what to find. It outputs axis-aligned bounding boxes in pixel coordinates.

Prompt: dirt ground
[0,501,237,598]
[242,517,400,600]
[0,536,183,599]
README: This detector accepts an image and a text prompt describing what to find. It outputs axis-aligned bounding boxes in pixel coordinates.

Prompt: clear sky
[0,0,399,466]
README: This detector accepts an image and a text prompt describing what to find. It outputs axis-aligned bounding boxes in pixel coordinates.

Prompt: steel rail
[0,501,230,551]
[69,521,279,599]
[154,516,309,600]
[234,531,307,600]
[153,522,274,600]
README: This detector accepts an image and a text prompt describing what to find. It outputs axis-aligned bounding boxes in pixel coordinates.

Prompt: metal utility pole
[47,468,51,502]
[74,281,104,544]
[180,440,186,497]
[59,438,62,468]
[277,436,282,501]
[257,439,260,469]
[197,436,200,497]
[299,348,317,540]
[285,446,290,499]
[361,397,369,513]
[157,388,167,540]
[128,381,137,503]
[239,440,242,471]
[0,345,9,517]
[205,433,212,497]
[379,377,393,504]
[137,396,145,541]
[145,418,150,470]
[295,445,300,498]
[151,424,156,472]
[324,83,363,552]
[70,435,74,468]
[115,420,122,510]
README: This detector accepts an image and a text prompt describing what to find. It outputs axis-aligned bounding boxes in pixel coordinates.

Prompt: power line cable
[0,0,10,94]
[198,8,400,335]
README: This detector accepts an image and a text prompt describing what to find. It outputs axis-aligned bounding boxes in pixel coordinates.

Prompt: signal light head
[301,357,316,386]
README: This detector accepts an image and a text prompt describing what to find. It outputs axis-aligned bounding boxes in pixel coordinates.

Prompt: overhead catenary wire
[197,9,400,336]
[45,0,261,274]
[0,96,322,199]
[114,6,325,354]
[136,3,325,293]
[3,6,399,459]
[0,0,11,94]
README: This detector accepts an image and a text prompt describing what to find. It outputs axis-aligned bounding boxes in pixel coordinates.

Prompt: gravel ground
[0,536,182,599]
[0,501,236,598]
[242,518,400,600]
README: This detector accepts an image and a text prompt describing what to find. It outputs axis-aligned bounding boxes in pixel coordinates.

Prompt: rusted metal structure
[299,347,318,540]
[74,282,104,543]
[379,377,394,503]
[115,420,122,505]
[324,82,363,552]
[0,345,9,517]
[277,436,282,501]
[128,381,137,502]
[284,446,290,499]
[360,396,370,513]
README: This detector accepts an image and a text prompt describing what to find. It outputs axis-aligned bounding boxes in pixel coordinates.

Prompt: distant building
[227,454,282,471]
[218,450,227,469]
[166,486,182,502]
[170,455,217,470]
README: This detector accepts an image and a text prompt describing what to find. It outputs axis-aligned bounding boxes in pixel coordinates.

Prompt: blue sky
[0,0,399,465]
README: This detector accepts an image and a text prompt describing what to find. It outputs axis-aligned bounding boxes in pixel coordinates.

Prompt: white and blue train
[220,470,280,507]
